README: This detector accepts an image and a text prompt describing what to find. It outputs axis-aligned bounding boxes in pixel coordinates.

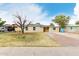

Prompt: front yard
[0,32,60,47]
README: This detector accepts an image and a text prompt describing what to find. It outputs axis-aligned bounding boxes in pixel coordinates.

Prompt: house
[65,25,79,32]
[15,23,59,32]
[0,24,15,32]
[0,26,7,32]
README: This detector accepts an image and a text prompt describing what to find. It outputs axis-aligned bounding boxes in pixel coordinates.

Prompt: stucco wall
[24,27,43,32]
[15,27,43,32]
[49,27,59,32]
[15,27,55,32]
[15,27,21,32]
[49,27,54,32]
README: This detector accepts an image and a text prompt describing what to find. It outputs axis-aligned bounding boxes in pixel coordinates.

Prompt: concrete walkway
[0,47,79,56]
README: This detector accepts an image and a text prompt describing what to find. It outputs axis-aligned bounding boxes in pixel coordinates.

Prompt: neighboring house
[65,25,79,32]
[0,24,15,32]
[15,23,59,32]
[0,26,7,32]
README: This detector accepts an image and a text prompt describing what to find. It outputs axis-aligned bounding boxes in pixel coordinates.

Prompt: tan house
[15,23,59,32]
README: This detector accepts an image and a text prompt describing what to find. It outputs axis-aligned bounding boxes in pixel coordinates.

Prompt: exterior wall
[15,27,43,32]
[49,27,54,32]
[15,26,59,32]
[65,26,79,32]
[55,27,59,32]
[49,27,59,32]
[15,27,21,32]
[24,27,43,32]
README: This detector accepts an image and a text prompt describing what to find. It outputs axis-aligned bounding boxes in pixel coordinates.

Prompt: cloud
[0,3,52,25]
[69,3,79,24]
[74,3,79,19]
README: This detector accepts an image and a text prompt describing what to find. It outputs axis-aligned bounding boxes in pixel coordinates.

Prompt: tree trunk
[21,28,24,34]
[59,27,61,32]
[22,29,24,34]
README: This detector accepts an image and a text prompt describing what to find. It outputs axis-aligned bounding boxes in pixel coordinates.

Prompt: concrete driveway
[48,32,79,46]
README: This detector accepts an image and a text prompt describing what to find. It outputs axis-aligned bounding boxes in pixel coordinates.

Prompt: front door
[43,27,49,32]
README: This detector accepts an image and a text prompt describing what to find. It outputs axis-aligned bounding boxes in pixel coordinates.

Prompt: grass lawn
[0,32,60,47]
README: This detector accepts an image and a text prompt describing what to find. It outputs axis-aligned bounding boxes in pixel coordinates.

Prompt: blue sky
[37,3,75,16]
[0,3,77,25]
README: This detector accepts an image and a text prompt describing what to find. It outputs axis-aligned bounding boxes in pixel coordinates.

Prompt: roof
[27,23,50,27]
[6,23,55,28]
[66,24,79,27]
[27,23,41,27]
[52,22,59,27]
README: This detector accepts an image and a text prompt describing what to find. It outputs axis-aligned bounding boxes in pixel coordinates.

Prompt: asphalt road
[0,47,79,56]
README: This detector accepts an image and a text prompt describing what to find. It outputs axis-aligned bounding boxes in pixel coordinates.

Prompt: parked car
[0,27,7,32]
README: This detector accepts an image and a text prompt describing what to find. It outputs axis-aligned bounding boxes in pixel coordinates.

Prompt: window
[33,27,36,30]
[71,27,72,30]
[53,27,56,30]
[26,27,28,30]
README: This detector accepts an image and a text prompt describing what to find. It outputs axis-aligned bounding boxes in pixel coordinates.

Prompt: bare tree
[15,14,31,34]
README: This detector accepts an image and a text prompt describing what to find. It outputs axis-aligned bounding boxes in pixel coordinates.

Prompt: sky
[0,3,78,25]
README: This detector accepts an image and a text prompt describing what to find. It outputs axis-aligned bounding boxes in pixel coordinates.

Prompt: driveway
[48,32,79,46]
